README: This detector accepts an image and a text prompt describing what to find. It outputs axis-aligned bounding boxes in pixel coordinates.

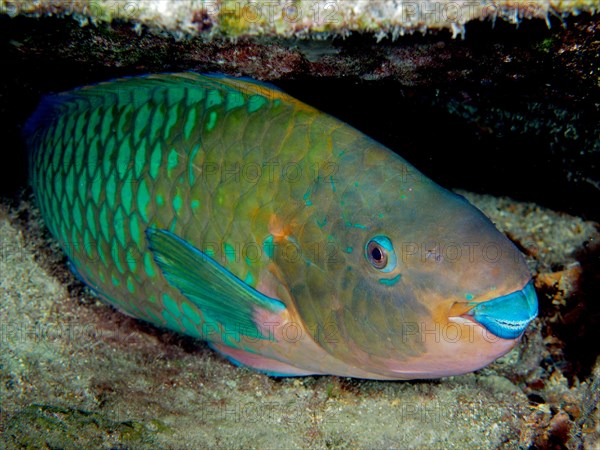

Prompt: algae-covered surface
[1,190,599,448]
[3,0,599,37]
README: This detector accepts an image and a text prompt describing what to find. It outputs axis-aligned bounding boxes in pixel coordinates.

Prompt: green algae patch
[3,404,166,449]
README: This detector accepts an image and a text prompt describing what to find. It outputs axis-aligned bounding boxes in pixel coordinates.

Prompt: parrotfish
[26,73,537,379]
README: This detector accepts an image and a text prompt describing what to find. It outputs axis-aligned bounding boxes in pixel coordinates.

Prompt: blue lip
[468,280,538,339]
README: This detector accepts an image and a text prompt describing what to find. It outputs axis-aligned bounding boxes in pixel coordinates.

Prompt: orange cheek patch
[448,301,476,317]
[268,214,296,241]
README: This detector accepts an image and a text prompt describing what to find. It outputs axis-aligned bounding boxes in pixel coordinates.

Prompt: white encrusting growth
[2,0,597,38]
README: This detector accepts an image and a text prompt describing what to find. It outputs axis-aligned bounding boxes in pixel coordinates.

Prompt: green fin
[146,228,286,339]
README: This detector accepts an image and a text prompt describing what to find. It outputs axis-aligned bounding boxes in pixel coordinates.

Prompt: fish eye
[365,236,397,273]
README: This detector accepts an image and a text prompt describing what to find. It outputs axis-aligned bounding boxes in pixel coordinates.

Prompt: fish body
[26,73,537,379]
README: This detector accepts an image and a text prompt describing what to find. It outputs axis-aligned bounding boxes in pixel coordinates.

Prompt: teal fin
[146,228,286,340]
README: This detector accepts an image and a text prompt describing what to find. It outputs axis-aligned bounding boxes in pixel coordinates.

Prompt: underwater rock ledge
[1,4,599,220]
[3,0,599,37]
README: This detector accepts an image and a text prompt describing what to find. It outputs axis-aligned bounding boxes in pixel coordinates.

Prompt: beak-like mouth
[449,280,538,339]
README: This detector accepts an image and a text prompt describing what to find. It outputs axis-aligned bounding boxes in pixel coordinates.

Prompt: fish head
[288,152,537,379]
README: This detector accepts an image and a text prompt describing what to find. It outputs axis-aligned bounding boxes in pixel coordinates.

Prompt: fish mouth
[449,280,538,340]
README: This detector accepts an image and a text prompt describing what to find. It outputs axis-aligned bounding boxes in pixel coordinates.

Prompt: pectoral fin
[146,228,286,340]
